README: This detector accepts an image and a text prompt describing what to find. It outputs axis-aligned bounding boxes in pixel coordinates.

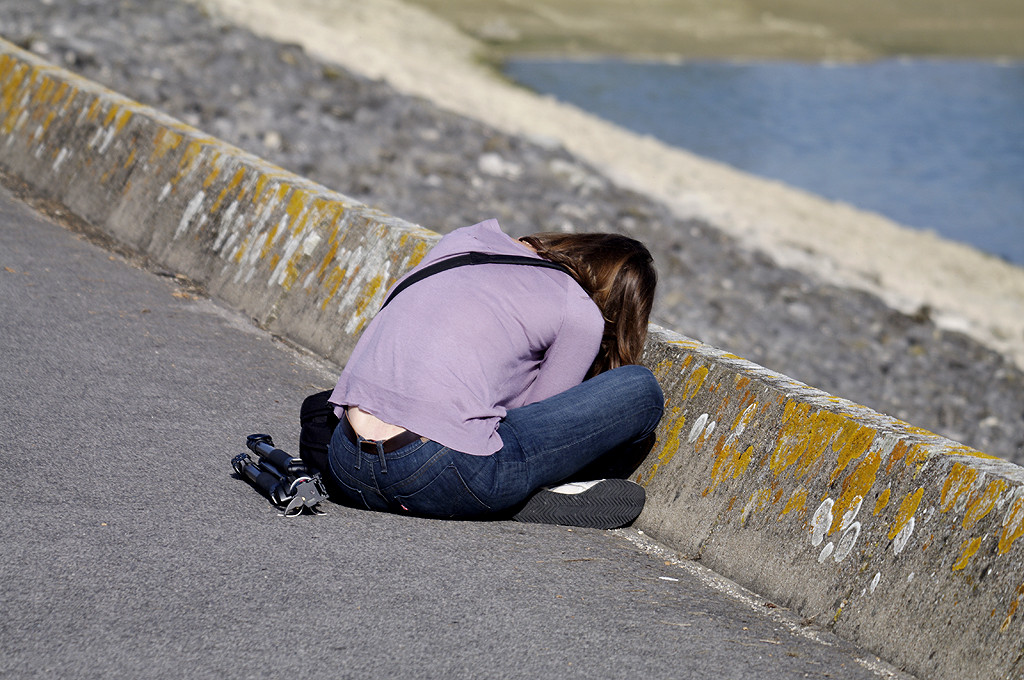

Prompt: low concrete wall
[0,42,438,368]
[638,333,1024,679]
[2,40,1022,679]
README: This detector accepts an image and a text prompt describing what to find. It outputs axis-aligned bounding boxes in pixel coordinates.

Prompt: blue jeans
[326,364,664,518]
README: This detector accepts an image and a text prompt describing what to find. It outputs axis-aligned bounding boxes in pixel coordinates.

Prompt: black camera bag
[299,389,338,474]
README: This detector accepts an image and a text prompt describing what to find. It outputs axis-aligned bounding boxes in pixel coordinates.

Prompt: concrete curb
[0,41,438,369]
[2,40,1021,679]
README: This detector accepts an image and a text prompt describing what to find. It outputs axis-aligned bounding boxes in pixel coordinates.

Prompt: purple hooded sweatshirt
[328,219,604,455]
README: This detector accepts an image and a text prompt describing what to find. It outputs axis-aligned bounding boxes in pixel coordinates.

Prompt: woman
[326,218,664,528]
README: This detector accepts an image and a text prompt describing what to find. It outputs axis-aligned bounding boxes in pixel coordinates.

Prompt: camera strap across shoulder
[380,251,572,311]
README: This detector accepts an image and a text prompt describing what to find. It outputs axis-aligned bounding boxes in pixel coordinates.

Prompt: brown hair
[520,232,657,379]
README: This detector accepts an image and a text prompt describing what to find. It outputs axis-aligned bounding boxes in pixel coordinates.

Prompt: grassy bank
[406,0,1024,61]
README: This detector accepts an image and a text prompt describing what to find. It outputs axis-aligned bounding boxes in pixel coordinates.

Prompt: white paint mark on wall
[52,147,68,172]
[302,232,321,256]
[13,110,28,135]
[811,498,834,547]
[213,201,240,252]
[98,126,116,153]
[688,414,709,443]
[175,191,206,238]
[834,521,861,563]
[818,542,834,563]
[337,241,397,335]
[893,516,915,555]
[869,572,881,593]
[237,230,270,285]
[270,231,302,287]
[222,231,240,258]
[840,495,864,532]
[88,126,105,149]
[734,403,757,438]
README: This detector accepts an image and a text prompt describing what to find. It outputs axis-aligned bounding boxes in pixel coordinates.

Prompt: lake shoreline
[502,57,1024,268]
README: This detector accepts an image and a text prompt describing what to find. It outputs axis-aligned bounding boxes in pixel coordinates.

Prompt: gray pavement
[0,180,906,679]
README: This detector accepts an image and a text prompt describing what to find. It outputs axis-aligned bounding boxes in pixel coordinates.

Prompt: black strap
[380,251,572,310]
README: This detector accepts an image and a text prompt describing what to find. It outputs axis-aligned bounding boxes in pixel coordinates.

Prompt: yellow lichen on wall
[999,585,1024,632]
[202,152,225,189]
[703,397,759,494]
[707,439,755,495]
[50,80,70,107]
[149,127,183,163]
[27,71,56,111]
[320,265,348,311]
[769,403,875,485]
[643,406,685,485]
[651,358,676,384]
[769,401,816,476]
[83,98,101,123]
[951,536,983,571]
[873,487,891,515]
[888,488,924,541]
[259,222,280,260]
[212,167,247,211]
[667,338,701,352]
[826,420,876,485]
[113,108,133,133]
[353,273,385,318]
[940,462,980,513]
[778,488,808,520]
[101,103,121,127]
[741,488,773,526]
[963,479,1009,530]
[270,197,342,292]
[885,439,928,473]
[0,56,31,128]
[315,238,341,284]
[998,498,1024,555]
[682,365,709,400]
[830,450,882,535]
[398,235,435,270]
[284,187,308,226]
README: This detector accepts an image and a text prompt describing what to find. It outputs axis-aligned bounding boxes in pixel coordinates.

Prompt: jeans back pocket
[395,463,491,518]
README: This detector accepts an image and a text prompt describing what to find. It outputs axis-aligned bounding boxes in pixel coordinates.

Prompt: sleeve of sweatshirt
[518,282,604,405]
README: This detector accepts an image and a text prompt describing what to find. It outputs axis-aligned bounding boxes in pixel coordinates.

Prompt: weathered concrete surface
[0,40,437,369]
[637,329,1024,679]
[2,38,1022,679]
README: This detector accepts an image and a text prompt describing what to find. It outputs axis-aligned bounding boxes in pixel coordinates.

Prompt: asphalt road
[0,180,908,679]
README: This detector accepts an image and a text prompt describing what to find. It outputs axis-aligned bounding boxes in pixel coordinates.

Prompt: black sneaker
[513,479,645,529]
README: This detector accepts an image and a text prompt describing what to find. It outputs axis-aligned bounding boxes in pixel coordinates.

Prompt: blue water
[504,58,1024,267]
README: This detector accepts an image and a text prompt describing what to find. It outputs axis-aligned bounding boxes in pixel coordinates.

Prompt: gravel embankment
[1,0,1021,462]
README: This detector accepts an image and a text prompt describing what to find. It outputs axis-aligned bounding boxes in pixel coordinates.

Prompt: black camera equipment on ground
[232,434,330,515]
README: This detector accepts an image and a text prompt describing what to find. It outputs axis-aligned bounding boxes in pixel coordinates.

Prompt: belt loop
[375,439,388,474]
[353,435,364,471]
